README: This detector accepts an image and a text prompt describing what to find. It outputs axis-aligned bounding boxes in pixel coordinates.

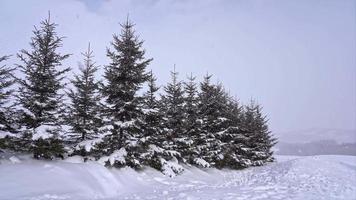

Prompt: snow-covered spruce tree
[16,15,70,159]
[216,96,252,169]
[197,74,230,167]
[148,68,186,175]
[242,100,276,166]
[67,44,102,157]
[225,95,243,128]
[160,69,186,158]
[142,71,161,143]
[182,73,201,165]
[96,19,152,169]
[0,56,16,132]
[0,55,20,151]
[140,71,168,172]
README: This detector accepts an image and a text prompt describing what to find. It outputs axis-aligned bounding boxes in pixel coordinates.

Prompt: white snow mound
[0,155,355,200]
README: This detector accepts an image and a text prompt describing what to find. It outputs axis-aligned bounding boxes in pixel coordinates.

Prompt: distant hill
[275,128,356,156]
[275,140,356,156]
[277,128,356,144]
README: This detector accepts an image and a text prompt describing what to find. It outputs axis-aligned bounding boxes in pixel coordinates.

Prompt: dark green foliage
[241,100,277,165]
[217,97,248,169]
[184,74,200,137]
[33,137,65,159]
[217,127,251,169]
[225,95,243,127]
[67,44,102,143]
[142,71,162,141]
[0,55,17,133]
[97,19,152,168]
[0,55,19,152]
[16,15,70,159]
[182,73,200,163]
[196,74,230,166]
[146,153,163,171]
[160,69,185,159]
[235,100,276,166]
[198,75,230,134]
[140,71,167,168]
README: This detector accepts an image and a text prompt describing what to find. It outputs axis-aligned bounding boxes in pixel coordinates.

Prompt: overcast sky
[0,0,355,136]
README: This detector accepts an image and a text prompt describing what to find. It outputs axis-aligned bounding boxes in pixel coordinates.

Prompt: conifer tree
[242,100,276,165]
[217,96,251,169]
[142,70,161,142]
[67,44,102,156]
[0,55,19,151]
[0,56,16,132]
[16,14,70,159]
[182,73,201,163]
[197,74,229,166]
[199,76,229,135]
[226,96,243,127]
[140,70,166,170]
[97,19,152,168]
[160,68,185,159]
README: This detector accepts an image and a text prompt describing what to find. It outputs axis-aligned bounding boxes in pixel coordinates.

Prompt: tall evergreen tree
[225,95,243,127]
[182,73,201,164]
[96,19,152,168]
[197,74,230,166]
[199,76,229,135]
[67,44,102,156]
[0,55,19,151]
[217,96,251,169]
[242,100,276,166]
[0,56,16,132]
[142,70,161,142]
[140,70,166,170]
[16,14,70,159]
[160,68,185,159]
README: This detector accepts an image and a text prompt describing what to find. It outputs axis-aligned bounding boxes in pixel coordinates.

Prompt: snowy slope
[0,155,355,200]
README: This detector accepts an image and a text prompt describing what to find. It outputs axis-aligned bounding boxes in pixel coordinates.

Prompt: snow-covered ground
[0,154,355,200]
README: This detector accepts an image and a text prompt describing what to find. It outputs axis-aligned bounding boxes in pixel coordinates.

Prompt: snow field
[0,155,355,200]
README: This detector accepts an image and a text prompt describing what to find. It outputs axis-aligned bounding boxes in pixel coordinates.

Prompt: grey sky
[0,0,355,136]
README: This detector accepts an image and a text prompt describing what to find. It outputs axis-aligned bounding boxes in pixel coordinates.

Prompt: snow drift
[0,154,355,200]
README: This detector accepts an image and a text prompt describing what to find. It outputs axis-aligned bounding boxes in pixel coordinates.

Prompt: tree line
[0,15,276,176]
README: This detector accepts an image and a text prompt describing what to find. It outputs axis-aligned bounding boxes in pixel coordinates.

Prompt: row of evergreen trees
[0,15,276,175]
